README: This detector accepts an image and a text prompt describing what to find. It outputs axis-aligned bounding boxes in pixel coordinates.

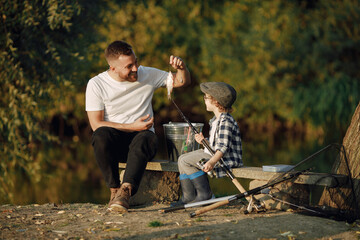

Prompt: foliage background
[1,0,359,204]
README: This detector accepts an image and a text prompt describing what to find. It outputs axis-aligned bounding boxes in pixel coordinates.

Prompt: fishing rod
[160,194,238,213]
[189,168,309,218]
[189,143,341,217]
[267,193,328,216]
[170,99,263,211]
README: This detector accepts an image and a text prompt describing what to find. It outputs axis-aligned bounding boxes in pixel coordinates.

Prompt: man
[85,40,191,212]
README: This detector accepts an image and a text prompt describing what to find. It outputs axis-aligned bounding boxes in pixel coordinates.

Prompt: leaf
[104,228,121,232]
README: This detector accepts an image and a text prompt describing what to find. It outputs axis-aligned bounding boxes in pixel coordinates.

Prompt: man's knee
[133,131,158,146]
[130,131,158,156]
[137,130,157,141]
[91,127,114,145]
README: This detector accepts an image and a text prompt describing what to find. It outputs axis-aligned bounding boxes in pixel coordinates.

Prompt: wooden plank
[232,167,348,187]
[119,160,348,187]
[232,167,278,180]
[293,173,348,187]
[119,160,179,172]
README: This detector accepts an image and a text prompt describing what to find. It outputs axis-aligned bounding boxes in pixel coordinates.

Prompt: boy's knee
[177,155,188,170]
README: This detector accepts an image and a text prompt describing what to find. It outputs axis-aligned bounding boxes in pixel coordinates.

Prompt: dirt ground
[1,201,359,240]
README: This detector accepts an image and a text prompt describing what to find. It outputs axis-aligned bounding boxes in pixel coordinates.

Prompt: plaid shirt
[208,113,243,177]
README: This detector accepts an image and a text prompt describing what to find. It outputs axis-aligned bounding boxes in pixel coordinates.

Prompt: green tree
[291,0,360,141]
[0,0,107,202]
[199,0,360,142]
[2,0,359,204]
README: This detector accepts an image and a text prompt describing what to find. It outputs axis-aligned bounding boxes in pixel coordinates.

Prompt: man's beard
[127,71,137,82]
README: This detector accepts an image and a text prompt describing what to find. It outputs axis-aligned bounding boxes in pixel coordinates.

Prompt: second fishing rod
[189,168,309,217]
[170,99,263,210]
[188,143,341,217]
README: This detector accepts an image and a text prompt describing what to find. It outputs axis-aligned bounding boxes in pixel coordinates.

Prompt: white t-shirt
[85,65,167,132]
[204,117,219,155]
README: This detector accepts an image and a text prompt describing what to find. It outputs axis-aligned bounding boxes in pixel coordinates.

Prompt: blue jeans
[91,127,158,195]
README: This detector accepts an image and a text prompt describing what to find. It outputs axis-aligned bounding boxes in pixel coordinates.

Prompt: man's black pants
[91,127,158,195]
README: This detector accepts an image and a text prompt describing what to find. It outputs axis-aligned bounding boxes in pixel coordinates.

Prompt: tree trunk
[319,101,360,220]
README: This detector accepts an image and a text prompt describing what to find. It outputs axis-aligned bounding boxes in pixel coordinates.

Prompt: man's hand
[169,55,186,70]
[169,55,191,88]
[87,111,154,132]
[130,114,154,131]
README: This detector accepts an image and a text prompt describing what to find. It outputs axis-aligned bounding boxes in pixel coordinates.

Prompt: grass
[148,221,164,227]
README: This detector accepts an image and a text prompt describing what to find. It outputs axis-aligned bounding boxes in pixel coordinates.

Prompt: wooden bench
[119,160,347,187]
[119,160,178,173]
[231,167,348,187]
[119,160,348,206]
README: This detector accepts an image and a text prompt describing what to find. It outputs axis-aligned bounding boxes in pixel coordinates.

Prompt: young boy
[172,82,243,206]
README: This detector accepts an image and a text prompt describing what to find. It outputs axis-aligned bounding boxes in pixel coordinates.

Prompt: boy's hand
[203,159,216,172]
[202,150,223,173]
[194,133,205,144]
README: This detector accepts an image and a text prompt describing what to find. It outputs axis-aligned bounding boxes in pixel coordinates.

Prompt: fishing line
[259,143,358,222]
[188,143,354,218]
[168,99,358,221]
[267,193,327,216]
[188,168,309,218]
[339,144,359,220]
[267,144,336,186]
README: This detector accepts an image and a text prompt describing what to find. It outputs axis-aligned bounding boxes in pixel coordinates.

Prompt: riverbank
[1,202,359,239]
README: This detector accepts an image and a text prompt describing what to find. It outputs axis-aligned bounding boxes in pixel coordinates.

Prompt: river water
[6,133,339,205]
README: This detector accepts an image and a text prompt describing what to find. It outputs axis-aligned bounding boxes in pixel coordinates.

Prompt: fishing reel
[197,158,217,178]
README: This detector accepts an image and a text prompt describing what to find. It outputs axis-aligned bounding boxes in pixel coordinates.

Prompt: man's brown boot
[109,183,132,212]
[108,188,120,208]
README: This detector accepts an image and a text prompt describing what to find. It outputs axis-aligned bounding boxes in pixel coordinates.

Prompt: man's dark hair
[105,41,133,62]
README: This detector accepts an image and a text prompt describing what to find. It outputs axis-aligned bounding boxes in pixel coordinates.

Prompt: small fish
[166,71,174,99]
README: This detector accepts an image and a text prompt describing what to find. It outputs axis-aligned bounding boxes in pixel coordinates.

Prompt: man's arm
[87,110,154,132]
[169,55,191,88]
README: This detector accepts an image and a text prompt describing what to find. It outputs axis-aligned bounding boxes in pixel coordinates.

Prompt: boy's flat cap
[200,82,237,108]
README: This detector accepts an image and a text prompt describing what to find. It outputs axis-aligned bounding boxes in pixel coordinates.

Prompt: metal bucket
[163,122,204,162]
